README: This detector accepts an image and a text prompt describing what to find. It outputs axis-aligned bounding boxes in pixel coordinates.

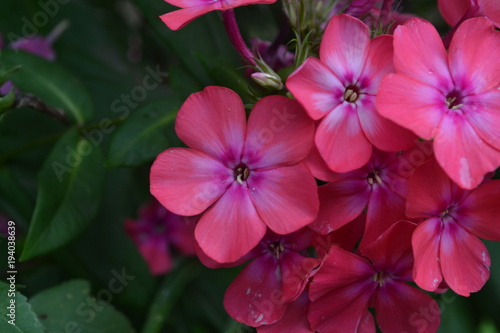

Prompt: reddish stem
[222,9,257,67]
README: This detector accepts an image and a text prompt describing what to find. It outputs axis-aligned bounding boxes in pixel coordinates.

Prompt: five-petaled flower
[376,17,500,190]
[150,86,319,264]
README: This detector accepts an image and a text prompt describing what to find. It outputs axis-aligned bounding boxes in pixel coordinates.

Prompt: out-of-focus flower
[150,86,318,264]
[287,14,416,173]
[438,0,500,28]
[125,199,196,275]
[376,17,500,189]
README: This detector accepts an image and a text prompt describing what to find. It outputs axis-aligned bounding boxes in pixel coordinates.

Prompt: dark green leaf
[107,98,180,167]
[0,281,44,333]
[29,279,134,333]
[20,129,104,260]
[0,50,93,125]
[0,65,21,86]
[0,88,15,115]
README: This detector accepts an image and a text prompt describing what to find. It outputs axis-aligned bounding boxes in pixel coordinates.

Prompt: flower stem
[222,9,257,68]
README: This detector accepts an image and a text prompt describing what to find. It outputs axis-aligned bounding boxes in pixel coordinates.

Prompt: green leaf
[0,50,93,125]
[0,281,45,333]
[0,65,21,86]
[0,88,15,115]
[107,98,180,167]
[29,279,134,333]
[20,129,104,260]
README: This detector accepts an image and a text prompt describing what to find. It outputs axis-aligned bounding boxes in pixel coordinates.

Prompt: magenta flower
[286,14,416,173]
[150,86,318,264]
[124,199,196,275]
[223,228,320,327]
[160,0,277,30]
[309,221,440,333]
[376,17,500,189]
[407,158,500,296]
[308,145,430,246]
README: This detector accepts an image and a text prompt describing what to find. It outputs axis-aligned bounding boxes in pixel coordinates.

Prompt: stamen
[343,88,358,103]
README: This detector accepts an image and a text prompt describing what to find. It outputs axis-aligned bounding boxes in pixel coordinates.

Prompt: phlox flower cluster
[136,0,500,331]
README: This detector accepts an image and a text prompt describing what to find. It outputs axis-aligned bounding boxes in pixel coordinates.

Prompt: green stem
[141,259,202,333]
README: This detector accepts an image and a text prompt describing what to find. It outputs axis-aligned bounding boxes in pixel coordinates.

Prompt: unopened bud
[251,72,283,90]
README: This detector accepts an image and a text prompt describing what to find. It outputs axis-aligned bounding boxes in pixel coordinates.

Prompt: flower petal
[160,3,217,30]
[479,0,500,27]
[150,148,231,216]
[281,252,321,302]
[320,14,370,83]
[376,73,446,140]
[412,217,443,292]
[375,281,440,333]
[434,111,500,189]
[463,90,500,151]
[257,291,312,333]
[224,255,287,327]
[359,35,394,94]
[175,86,246,162]
[309,246,375,332]
[357,95,417,151]
[448,17,500,93]
[316,103,372,172]
[406,158,456,218]
[440,221,490,296]
[286,57,344,120]
[393,18,453,91]
[309,179,369,235]
[244,96,314,169]
[195,182,266,263]
[457,179,500,240]
[438,0,471,26]
[248,164,319,235]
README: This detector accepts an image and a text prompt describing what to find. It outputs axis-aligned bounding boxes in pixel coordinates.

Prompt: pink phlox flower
[309,221,440,333]
[376,17,500,190]
[287,14,416,173]
[124,199,196,275]
[160,0,278,30]
[150,86,318,264]
[223,228,321,327]
[308,144,431,246]
[407,158,500,296]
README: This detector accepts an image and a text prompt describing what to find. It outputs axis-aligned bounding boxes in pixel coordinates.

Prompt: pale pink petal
[150,148,232,216]
[376,73,446,140]
[316,103,372,172]
[195,182,266,263]
[440,221,490,296]
[175,86,246,162]
[286,58,344,120]
[160,4,217,30]
[438,0,471,26]
[412,217,444,292]
[463,90,500,151]
[309,179,369,235]
[479,0,500,27]
[320,14,370,83]
[357,95,417,151]
[248,164,319,235]
[448,17,500,93]
[434,111,500,189]
[359,35,394,94]
[457,180,500,240]
[375,281,440,333]
[393,18,454,91]
[406,158,454,218]
[257,291,312,333]
[224,255,287,327]
[244,96,315,169]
